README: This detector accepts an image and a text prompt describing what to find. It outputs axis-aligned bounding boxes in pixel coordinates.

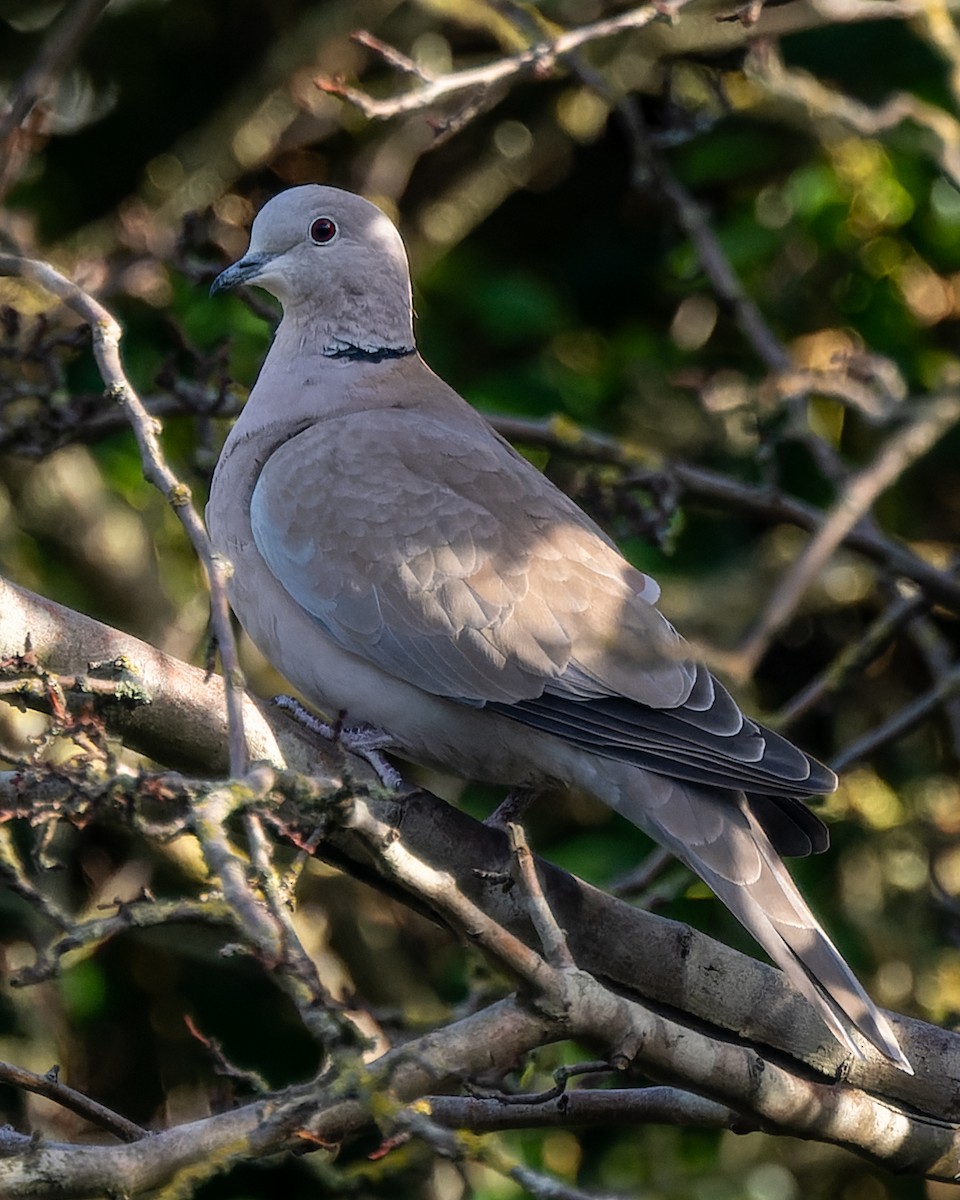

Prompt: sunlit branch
[316,4,687,119]
[0,255,249,777]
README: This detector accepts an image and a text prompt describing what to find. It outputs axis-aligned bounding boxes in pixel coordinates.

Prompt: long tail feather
[613,772,912,1072]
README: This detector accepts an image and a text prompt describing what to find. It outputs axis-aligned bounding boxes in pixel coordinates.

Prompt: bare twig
[0,257,248,776]
[183,1014,270,1093]
[609,846,675,900]
[831,662,960,773]
[0,825,71,932]
[619,96,792,375]
[772,587,929,729]
[317,4,684,120]
[747,45,960,190]
[395,1106,616,1200]
[466,1059,612,1107]
[9,896,239,987]
[508,822,575,970]
[350,30,435,82]
[900,599,960,761]
[242,807,371,1050]
[347,796,565,1006]
[732,396,960,680]
[188,773,371,1052]
[0,1060,148,1143]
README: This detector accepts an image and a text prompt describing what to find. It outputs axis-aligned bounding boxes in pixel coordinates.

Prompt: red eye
[309,217,337,244]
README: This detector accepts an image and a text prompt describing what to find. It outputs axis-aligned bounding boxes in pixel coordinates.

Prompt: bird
[207,184,910,1072]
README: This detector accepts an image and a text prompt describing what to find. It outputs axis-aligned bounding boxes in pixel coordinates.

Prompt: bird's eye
[309,217,338,245]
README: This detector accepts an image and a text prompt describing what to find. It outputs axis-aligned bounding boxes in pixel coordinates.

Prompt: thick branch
[0,576,328,778]
[425,1086,742,1132]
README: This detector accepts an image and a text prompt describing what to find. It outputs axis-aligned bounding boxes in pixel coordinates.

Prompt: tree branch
[424,1085,743,1132]
[0,257,248,776]
[0,0,111,202]
[317,4,686,119]
[731,395,960,680]
[0,1063,147,1145]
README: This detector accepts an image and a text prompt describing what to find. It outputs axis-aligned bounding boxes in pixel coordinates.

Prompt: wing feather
[251,406,834,809]
[251,409,683,707]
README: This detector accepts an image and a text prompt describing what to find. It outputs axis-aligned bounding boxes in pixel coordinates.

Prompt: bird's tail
[609,771,912,1073]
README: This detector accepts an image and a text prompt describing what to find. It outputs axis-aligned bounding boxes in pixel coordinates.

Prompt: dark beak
[209,252,274,297]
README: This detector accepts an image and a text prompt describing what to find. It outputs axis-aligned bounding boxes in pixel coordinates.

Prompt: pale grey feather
[250,408,691,709]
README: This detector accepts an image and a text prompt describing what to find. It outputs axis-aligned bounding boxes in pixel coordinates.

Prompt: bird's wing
[251,405,833,810]
[251,406,685,705]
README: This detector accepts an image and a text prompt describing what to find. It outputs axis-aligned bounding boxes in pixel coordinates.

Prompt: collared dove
[207,184,909,1071]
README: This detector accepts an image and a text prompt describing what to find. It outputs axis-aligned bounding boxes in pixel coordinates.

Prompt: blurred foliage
[2,0,960,1196]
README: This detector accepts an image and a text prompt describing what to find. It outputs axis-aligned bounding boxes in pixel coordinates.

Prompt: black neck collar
[321,343,415,363]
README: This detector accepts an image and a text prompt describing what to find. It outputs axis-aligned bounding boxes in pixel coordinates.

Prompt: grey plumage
[207,185,910,1072]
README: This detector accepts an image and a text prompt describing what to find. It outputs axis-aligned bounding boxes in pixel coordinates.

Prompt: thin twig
[0,255,248,776]
[772,587,929,729]
[745,44,960,191]
[0,1060,148,1143]
[508,822,574,970]
[318,4,682,117]
[831,662,960,773]
[351,30,435,82]
[193,773,369,1050]
[347,796,565,1004]
[466,1059,612,1107]
[396,1105,620,1200]
[183,1014,270,1093]
[900,602,960,762]
[0,826,72,932]
[243,808,368,1049]
[609,846,675,900]
[619,96,791,375]
[732,396,960,680]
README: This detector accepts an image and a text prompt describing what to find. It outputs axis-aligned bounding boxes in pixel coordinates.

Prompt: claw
[272,695,405,790]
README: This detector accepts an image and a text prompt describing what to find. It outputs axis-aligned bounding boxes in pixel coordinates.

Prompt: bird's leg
[485,787,538,830]
[273,694,337,740]
[272,695,406,791]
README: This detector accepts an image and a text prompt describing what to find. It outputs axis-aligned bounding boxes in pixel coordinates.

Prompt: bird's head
[211,185,415,355]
